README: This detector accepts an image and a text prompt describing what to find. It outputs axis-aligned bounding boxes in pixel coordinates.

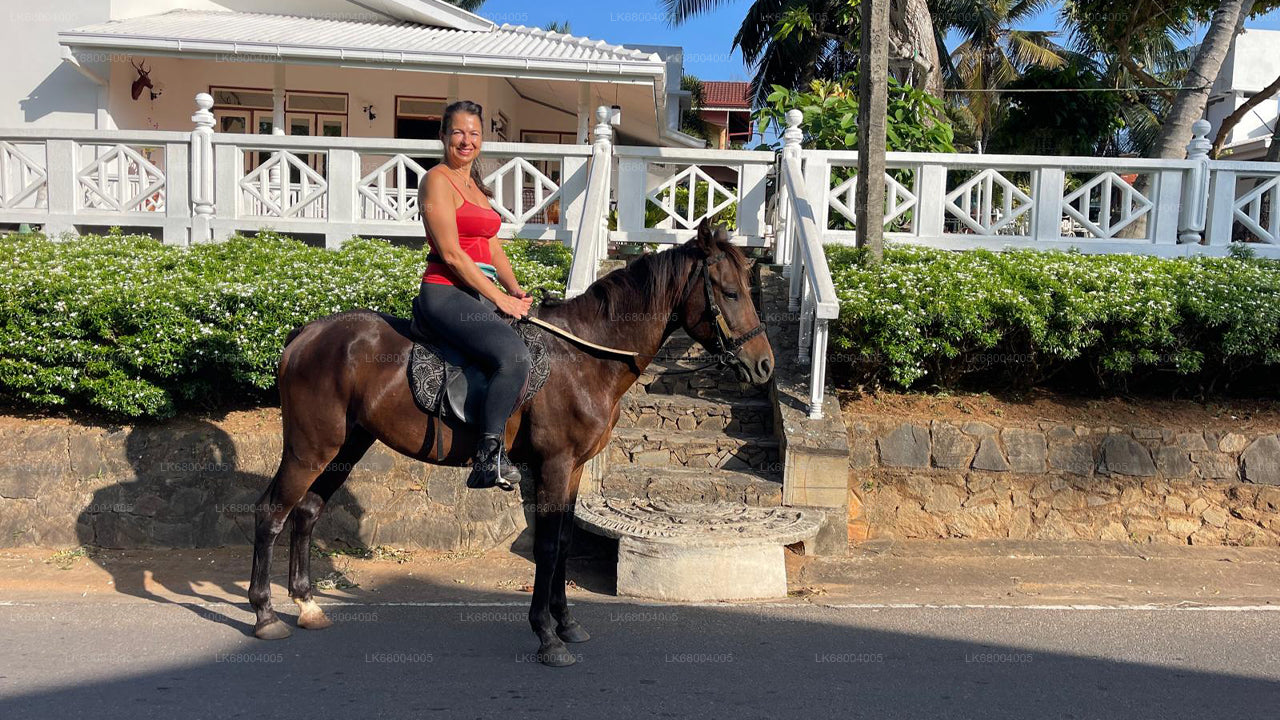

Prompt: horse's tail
[283,325,305,348]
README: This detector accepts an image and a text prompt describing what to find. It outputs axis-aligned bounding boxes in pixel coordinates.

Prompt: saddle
[405,312,551,425]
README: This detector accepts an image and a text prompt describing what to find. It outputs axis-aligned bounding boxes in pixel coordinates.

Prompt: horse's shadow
[75,419,363,636]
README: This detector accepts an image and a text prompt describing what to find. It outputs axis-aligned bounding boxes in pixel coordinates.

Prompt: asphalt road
[3,598,1278,719]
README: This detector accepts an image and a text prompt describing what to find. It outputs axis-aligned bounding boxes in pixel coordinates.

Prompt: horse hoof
[254,619,292,640]
[537,641,577,667]
[556,621,590,643]
[294,599,333,631]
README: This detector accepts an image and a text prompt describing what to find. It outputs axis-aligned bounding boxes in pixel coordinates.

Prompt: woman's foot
[468,434,520,491]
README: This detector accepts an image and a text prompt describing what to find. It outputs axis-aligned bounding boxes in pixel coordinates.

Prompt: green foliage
[0,231,571,419]
[756,73,955,153]
[680,74,712,141]
[647,181,738,231]
[826,243,1280,394]
[989,61,1125,156]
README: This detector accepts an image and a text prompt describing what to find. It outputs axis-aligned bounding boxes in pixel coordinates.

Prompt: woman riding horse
[249,107,775,665]
[409,100,533,491]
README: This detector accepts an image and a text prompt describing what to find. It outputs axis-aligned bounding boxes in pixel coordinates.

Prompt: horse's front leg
[549,463,589,643]
[528,455,581,667]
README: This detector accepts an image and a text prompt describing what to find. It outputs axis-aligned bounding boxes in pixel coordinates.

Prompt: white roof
[59,10,666,82]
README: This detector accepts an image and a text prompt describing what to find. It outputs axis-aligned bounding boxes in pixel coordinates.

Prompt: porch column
[576,84,592,144]
[271,63,285,201]
[272,63,286,135]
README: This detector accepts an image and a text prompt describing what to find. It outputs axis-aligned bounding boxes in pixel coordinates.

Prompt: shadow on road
[2,558,1278,720]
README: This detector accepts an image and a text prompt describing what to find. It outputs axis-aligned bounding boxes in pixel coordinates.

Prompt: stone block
[931,422,976,469]
[971,436,1010,472]
[1048,441,1095,476]
[1002,428,1047,474]
[879,422,930,468]
[1100,434,1156,477]
[1192,451,1239,480]
[1154,447,1193,479]
[1219,433,1249,453]
[1242,435,1280,486]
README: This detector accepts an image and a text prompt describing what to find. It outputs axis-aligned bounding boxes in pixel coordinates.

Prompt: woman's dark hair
[440,100,494,198]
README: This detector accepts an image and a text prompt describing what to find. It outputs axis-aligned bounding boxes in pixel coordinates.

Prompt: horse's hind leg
[290,426,376,631]
[249,454,320,640]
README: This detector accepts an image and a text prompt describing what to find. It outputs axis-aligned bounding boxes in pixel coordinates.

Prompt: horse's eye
[723,290,739,301]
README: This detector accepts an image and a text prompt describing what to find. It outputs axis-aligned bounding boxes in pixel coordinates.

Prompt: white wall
[0,0,110,129]
[0,0,393,130]
[1205,27,1280,156]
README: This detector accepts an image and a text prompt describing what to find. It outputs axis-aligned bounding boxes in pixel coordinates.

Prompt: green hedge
[827,243,1280,394]
[0,231,571,419]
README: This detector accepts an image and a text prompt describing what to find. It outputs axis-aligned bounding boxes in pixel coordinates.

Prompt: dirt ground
[839,387,1280,432]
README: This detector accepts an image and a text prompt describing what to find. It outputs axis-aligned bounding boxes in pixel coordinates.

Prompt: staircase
[581,258,785,510]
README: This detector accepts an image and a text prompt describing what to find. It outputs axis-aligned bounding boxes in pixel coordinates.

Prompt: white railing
[792,119,1280,258]
[612,144,774,248]
[208,105,593,249]
[778,111,840,419]
[0,128,191,243]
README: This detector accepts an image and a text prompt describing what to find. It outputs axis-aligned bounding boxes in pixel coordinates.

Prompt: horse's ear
[694,218,715,254]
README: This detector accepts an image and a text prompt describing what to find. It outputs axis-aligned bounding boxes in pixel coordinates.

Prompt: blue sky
[471,1,1280,82]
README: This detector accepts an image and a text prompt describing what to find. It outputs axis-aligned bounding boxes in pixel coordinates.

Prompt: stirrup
[468,434,519,491]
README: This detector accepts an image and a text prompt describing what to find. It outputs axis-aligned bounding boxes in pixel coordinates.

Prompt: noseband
[681,250,767,367]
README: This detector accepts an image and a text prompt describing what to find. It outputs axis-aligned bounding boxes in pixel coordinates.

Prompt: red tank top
[421,171,502,286]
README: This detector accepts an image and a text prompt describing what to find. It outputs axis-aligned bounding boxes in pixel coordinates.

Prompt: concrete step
[618,393,773,435]
[607,427,781,474]
[600,466,782,507]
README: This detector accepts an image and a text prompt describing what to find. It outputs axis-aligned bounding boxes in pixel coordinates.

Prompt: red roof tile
[699,81,751,109]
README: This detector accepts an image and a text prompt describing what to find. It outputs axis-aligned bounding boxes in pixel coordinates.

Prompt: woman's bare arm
[488,236,526,298]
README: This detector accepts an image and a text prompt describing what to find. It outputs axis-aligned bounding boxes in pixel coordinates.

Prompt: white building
[1206,27,1280,160]
[3,0,701,149]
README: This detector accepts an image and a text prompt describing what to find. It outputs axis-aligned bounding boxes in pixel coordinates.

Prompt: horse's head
[674,220,774,385]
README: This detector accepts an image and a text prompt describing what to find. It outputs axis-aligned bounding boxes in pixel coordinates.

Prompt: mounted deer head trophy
[130,59,153,101]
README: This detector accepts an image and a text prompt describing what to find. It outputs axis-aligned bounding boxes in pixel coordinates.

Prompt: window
[210,86,348,177]
[395,96,447,171]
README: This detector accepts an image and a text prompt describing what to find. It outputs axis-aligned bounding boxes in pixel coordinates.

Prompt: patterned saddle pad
[407,321,551,424]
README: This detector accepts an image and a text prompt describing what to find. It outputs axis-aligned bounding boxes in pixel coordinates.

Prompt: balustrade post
[591,105,613,275]
[44,139,78,238]
[778,109,804,271]
[190,93,215,244]
[1032,167,1065,242]
[326,148,357,249]
[213,141,242,240]
[1179,119,1212,245]
[917,163,948,242]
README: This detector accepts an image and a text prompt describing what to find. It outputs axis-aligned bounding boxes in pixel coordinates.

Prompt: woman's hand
[494,293,534,319]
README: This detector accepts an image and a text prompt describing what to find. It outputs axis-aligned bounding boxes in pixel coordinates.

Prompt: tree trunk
[1212,71,1280,157]
[858,0,891,262]
[1152,0,1255,159]
[889,0,944,98]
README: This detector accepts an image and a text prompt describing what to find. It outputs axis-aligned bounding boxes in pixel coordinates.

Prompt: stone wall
[849,416,1280,546]
[0,413,526,550]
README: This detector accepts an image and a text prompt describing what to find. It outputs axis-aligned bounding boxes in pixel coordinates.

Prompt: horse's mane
[545,236,750,324]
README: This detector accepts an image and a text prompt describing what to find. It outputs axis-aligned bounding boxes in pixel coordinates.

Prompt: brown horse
[248,220,774,666]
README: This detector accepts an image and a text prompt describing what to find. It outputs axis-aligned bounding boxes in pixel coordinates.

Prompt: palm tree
[444,0,488,10]
[937,0,1071,151]
[663,0,945,105]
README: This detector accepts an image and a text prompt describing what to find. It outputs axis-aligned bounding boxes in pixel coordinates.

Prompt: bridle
[672,249,767,371]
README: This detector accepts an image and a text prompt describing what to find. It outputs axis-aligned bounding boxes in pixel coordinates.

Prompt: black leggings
[410,282,531,436]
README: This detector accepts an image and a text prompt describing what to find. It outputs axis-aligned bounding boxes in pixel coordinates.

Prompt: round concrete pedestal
[576,497,821,602]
